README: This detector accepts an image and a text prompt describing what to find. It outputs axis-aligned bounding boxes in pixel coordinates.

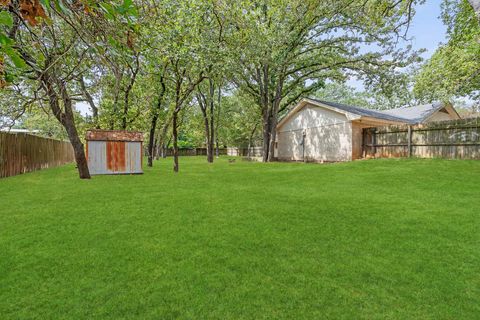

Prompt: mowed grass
[0,157,479,319]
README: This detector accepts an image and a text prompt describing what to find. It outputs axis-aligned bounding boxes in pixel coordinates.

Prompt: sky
[75,1,448,116]
[407,0,447,59]
[346,0,447,89]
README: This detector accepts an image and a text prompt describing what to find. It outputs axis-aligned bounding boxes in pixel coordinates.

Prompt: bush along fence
[0,132,75,178]
[363,117,480,159]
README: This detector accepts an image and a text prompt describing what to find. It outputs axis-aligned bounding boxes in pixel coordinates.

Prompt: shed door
[106,141,126,173]
[87,141,127,174]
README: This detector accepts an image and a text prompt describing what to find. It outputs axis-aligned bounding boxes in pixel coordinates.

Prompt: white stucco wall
[276,104,352,162]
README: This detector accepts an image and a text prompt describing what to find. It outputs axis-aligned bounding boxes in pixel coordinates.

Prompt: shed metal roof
[86,130,144,142]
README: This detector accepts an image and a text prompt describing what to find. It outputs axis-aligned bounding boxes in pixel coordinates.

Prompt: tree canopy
[415,0,480,104]
[1,0,475,177]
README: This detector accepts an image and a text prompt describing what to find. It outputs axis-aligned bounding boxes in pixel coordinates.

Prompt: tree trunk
[208,123,214,162]
[215,86,222,157]
[162,143,168,158]
[153,136,159,160]
[259,64,271,162]
[42,73,90,179]
[65,116,91,179]
[147,112,158,167]
[207,80,215,163]
[247,123,258,158]
[267,117,277,162]
[267,81,284,162]
[172,110,179,173]
[197,82,214,163]
[203,115,212,162]
[261,109,271,162]
[147,76,167,167]
[58,79,91,179]
[157,114,172,160]
[121,54,140,130]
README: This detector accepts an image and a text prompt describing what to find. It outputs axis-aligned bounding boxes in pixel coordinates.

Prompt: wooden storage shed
[86,130,144,175]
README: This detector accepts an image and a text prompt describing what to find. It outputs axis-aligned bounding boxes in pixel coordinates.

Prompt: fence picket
[363,118,480,160]
[0,132,75,178]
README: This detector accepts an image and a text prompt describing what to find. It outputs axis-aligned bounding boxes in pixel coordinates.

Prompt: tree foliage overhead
[415,0,480,103]
[229,0,424,161]
[0,0,437,176]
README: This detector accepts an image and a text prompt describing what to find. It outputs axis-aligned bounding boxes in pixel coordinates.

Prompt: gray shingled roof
[309,98,445,124]
[308,98,411,123]
[381,102,444,123]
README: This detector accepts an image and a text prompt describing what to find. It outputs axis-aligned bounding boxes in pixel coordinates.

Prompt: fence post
[407,125,412,157]
[362,128,367,158]
[372,128,377,157]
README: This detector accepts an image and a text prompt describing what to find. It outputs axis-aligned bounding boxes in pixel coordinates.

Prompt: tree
[0,0,138,179]
[314,78,418,111]
[145,66,168,167]
[415,0,480,103]
[153,0,230,172]
[229,0,423,162]
[137,2,173,167]
[196,78,225,163]
[5,1,92,178]
[218,90,262,148]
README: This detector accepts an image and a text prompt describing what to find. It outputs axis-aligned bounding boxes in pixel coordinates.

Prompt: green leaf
[0,32,13,46]
[53,0,70,15]
[0,11,13,28]
[4,47,26,69]
[123,0,132,9]
[4,72,14,83]
[99,3,116,20]
[39,0,50,11]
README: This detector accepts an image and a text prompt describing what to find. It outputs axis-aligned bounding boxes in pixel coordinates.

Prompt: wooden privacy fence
[226,147,263,157]
[0,132,75,178]
[160,147,228,157]
[363,117,480,159]
[155,147,263,157]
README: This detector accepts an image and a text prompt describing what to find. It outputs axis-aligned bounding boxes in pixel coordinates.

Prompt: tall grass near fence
[0,132,74,178]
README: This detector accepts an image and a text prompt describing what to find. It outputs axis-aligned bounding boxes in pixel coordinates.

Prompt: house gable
[278,103,350,133]
[277,99,361,131]
[423,105,461,123]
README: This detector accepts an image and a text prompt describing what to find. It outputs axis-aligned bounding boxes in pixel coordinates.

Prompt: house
[275,98,461,162]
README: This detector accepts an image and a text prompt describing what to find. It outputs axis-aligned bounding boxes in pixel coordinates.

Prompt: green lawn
[1,157,479,319]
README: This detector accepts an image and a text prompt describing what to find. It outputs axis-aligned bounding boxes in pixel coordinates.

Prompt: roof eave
[356,116,411,126]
